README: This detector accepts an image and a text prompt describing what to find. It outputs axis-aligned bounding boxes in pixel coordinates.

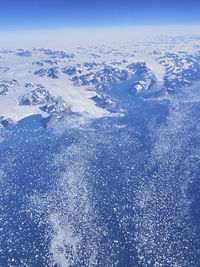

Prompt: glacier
[0,31,200,266]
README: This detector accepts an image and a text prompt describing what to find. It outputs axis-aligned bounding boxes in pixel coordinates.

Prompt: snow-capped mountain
[0,35,200,129]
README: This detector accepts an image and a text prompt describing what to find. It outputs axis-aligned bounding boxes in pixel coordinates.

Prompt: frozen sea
[1,80,200,266]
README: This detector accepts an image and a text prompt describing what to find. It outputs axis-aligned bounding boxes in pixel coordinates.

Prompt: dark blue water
[1,83,200,266]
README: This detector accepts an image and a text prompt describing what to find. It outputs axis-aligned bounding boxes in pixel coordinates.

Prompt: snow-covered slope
[0,35,200,128]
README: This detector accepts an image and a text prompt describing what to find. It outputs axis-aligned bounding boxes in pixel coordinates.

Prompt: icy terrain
[1,34,200,266]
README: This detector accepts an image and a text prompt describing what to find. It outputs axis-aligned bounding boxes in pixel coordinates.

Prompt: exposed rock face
[0,116,16,129]
[19,86,52,106]
[15,50,32,57]
[34,67,61,79]
[0,84,9,95]
[4,42,200,131]
[35,48,75,59]
[128,63,157,93]
[0,46,165,130]
[70,65,130,91]
[19,86,71,128]
[91,94,116,109]
[41,98,71,116]
[62,67,77,76]
[0,80,18,95]
[157,52,200,93]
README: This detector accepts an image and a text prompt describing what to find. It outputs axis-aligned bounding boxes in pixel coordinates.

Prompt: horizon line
[1,23,200,34]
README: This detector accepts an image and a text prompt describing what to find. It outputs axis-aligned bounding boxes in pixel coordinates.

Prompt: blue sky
[1,0,200,31]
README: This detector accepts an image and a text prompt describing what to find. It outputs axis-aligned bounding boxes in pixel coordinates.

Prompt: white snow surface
[0,51,110,121]
[0,26,200,124]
